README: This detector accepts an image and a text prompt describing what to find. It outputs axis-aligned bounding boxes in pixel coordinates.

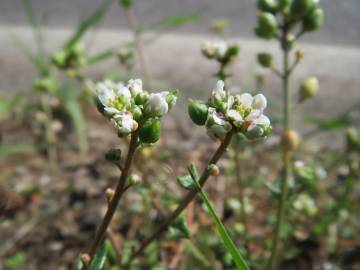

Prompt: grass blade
[189,168,250,270]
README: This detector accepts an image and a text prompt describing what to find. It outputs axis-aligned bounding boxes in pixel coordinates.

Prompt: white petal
[128,78,143,95]
[245,109,262,121]
[252,94,267,111]
[97,83,115,107]
[116,83,131,102]
[254,114,270,126]
[238,93,253,108]
[246,125,264,139]
[226,109,243,122]
[216,80,225,91]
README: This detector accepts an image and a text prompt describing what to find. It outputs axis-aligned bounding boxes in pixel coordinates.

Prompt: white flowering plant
[95,78,177,144]
[189,80,271,141]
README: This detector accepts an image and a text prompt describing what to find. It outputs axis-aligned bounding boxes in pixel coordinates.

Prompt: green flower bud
[255,12,278,39]
[290,0,316,20]
[105,148,122,162]
[139,118,161,144]
[299,76,319,102]
[165,90,178,110]
[188,99,208,126]
[119,0,133,8]
[257,52,273,68]
[210,19,229,34]
[128,174,142,185]
[51,50,68,68]
[134,91,149,105]
[258,0,278,13]
[131,105,143,121]
[303,8,324,32]
[284,34,296,50]
[278,0,292,13]
[33,76,58,93]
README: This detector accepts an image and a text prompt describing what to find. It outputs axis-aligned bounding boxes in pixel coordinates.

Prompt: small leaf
[90,241,107,270]
[168,216,191,239]
[177,174,195,190]
[190,176,250,270]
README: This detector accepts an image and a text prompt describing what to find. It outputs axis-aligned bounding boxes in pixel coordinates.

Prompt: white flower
[236,93,253,109]
[112,111,138,134]
[115,83,131,103]
[146,92,169,116]
[211,80,227,103]
[202,41,228,59]
[226,109,243,126]
[96,81,116,108]
[214,41,227,58]
[128,79,143,96]
[252,94,267,111]
[206,108,232,140]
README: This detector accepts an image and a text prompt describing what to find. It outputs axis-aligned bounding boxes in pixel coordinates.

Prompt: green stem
[129,131,234,262]
[84,130,139,267]
[266,24,292,270]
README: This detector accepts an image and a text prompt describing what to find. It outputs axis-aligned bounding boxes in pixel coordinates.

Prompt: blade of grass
[188,166,250,270]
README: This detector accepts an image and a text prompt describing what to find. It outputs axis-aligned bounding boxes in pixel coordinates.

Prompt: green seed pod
[139,118,161,144]
[258,0,278,13]
[255,12,278,39]
[290,0,316,20]
[188,99,209,126]
[105,148,122,162]
[257,52,273,68]
[303,8,324,32]
[299,76,319,102]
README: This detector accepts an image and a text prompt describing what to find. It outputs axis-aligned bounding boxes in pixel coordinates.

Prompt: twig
[129,131,234,261]
[85,130,139,266]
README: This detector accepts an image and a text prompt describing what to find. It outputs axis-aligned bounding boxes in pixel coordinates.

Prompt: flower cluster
[255,0,324,42]
[188,80,271,140]
[95,78,177,143]
[201,41,239,63]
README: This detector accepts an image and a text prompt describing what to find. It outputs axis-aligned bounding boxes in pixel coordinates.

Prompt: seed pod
[105,148,122,162]
[139,118,161,144]
[303,8,324,32]
[208,164,220,176]
[282,129,300,151]
[299,76,319,102]
[188,99,209,126]
[255,12,278,39]
[258,0,278,13]
[290,0,316,20]
[257,52,273,68]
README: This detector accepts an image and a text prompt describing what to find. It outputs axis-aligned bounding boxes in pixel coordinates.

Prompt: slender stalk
[85,130,139,266]
[130,131,234,261]
[266,24,292,270]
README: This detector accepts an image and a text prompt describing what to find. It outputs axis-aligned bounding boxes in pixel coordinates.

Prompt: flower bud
[299,76,319,102]
[165,91,178,110]
[257,52,273,68]
[33,76,58,93]
[284,34,296,50]
[139,118,161,144]
[105,188,115,203]
[80,253,91,266]
[105,148,122,162]
[278,0,292,13]
[255,12,278,39]
[134,91,149,105]
[51,50,68,69]
[188,99,208,126]
[225,44,240,60]
[295,49,305,61]
[290,0,316,20]
[208,164,220,176]
[210,19,229,34]
[302,8,324,32]
[128,174,141,186]
[258,0,278,13]
[282,129,300,151]
[145,93,169,117]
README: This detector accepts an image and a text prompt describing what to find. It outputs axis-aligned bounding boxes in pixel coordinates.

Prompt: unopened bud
[299,76,319,102]
[188,99,209,126]
[208,164,220,176]
[290,0,316,20]
[80,253,91,266]
[255,12,278,39]
[257,52,273,68]
[105,188,115,203]
[282,129,300,151]
[139,118,161,144]
[210,19,229,34]
[303,8,324,32]
[258,0,278,13]
[295,49,304,61]
[128,174,141,186]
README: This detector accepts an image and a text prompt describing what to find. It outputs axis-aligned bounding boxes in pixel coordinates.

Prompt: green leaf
[177,174,196,190]
[90,241,107,270]
[64,0,113,50]
[144,13,202,31]
[168,216,191,239]
[189,171,250,270]
[64,99,88,156]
